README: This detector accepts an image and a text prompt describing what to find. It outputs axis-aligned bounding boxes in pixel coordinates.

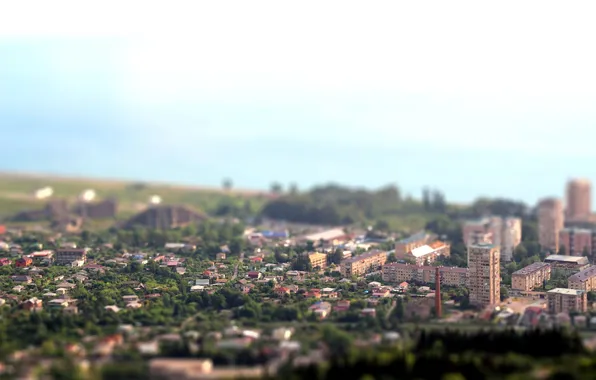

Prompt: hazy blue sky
[2,1,596,204]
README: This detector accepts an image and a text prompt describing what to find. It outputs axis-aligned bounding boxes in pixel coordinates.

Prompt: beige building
[55,248,89,265]
[395,231,432,257]
[566,179,592,221]
[537,198,564,254]
[511,262,551,291]
[382,263,468,287]
[341,250,387,277]
[308,253,327,270]
[501,217,522,262]
[544,255,590,276]
[398,241,450,266]
[547,288,587,314]
[468,244,500,307]
[568,265,596,292]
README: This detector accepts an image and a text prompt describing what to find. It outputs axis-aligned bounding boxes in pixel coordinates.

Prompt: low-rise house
[334,300,351,312]
[309,301,332,319]
[15,257,32,268]
[321,288,339,299]
[0,258,11,266]
[247,271,262,279]
[272,327,294,341]
[372,288,391,298]
[11,275,32,284]
[105,305,121,313]
[21,297,42,312]
[216,252,227,261]
[126,302,143,309]
[274,287,291,296]
[249,256,263,264]
[191,285,205,292]
[122,295,140,304]
[304,289,322,299]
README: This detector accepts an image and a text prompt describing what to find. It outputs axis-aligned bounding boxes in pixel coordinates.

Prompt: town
[0,176,595,379]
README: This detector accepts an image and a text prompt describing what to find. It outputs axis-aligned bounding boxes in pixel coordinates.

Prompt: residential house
[21,297,43,312]
[0,258,10,266]
[247,271,262,280]
[361,308,377,317]
[309,301,332,319]
[15,257,32,268]
[122,295,140,304]
[216,252,227,261]
[334,300,351,312]
[321,288,339,299]
[274,287,291,297]
[11,275,32,284]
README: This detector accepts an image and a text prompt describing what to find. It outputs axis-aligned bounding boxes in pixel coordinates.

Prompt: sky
[1,1,596,204]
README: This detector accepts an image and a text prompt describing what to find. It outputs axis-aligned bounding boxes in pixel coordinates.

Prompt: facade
[462,217,502,247]
[399,241,450,266]
[382,263,468,287]
[511,262,551,291]
[568,265,596,292]
[15,257,32,268]
[538,198,564,254]
[559,228,596,256]
[544,254,590,275]
[468,244,500,307]
[501,217,522,262]
[546,288,587,314]
[55,248,89,265]
[566,179,592,221]
[395,231,432,257]
[340,250,387,277]
[308,253,327,270]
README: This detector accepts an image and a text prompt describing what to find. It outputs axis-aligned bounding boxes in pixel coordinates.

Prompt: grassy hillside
[0,172,269,221]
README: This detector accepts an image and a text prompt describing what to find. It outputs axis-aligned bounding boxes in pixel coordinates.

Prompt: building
[501,217,522,262]
[544,254,590,275]
[122,205,207,230]
[15,257,32,268]
[566,179,592,221]
[468,244,500,307]
[559,228,596,256]
[382,263,468,287]
[511,262,551,291]
[302,228,351,247]
[547,288,587,314]
[55,248,89,265]
[568,265,596,292]
[538,198,564,254]
[340,250,387,277]
[397,241,450,266]
[462,217,503,247]
[395,231,433,257]
[308,253,327,270]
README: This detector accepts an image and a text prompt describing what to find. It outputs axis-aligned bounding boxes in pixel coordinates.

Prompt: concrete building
[546,288,587,314]
[544,254,590,275]
[55,248,89,265]
[501,217,522,262]
[559,228,596,256]
[398,241,450,266]
[340,250,387,277]
[568,265,596,292]
[395,231,433,257]
[537,198,564,254]
[511,262,551,291]
[566,179,592,221]
[462,217,503,247]
[308,253,327,270]
[468,243,500,307]
[382,263,468,287]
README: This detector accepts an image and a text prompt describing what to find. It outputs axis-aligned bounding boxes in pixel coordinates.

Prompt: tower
[566,179,591,221]
[435,267,442,318]
[537,198,564,254]
[468,243,500,307]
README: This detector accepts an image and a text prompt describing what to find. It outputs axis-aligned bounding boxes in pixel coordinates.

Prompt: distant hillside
[0,172,269,221]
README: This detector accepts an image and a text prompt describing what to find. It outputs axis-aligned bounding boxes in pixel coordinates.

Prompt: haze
[2,1,596,203]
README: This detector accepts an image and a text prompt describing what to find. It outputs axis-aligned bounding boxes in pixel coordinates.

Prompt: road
[231,251,245,280]
[385,300,397,321]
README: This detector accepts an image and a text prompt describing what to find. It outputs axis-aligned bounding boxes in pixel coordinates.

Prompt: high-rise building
[501,217,522,262]
[468,243,500,307]
[559,228,596,256]
[511,262,551,291]
[566,179,592,221]
[538,198,564,254]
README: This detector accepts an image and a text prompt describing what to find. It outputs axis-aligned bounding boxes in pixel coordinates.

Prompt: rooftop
[397,231,427,244]
[569,265,596,282]
[545,255,589,264]
[343,250,386,264]
[410,245,435,258]
[512,262,550,276]
[548,288,585,296]
[303,228,347,242]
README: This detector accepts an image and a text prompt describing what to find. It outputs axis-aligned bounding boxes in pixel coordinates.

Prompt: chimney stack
[435,267,442,318]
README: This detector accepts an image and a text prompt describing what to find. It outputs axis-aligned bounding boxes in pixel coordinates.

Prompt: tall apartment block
[546,288,587,314]
[559,228,596,256]
[395,231,432,257]
[468,243,500,307]
[566,179,592,221]
[382,263,468,287]
[568,265,596,292]
[340,250,387,277]
[308,253,327,270]
[537,198,564,254]
[511,262,551,291]
[462,216,520,262]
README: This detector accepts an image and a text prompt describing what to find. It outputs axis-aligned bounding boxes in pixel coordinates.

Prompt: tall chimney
[435,267,442,318]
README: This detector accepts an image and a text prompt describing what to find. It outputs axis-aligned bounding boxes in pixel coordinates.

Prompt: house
[334,300,351,312]
[15,257,32,268]
[249,257,263,264]
[398,281,409,290]
[190,285,205,292]
[321,288,339,299]
[304,289,322,299]
[0,258,11,266]
[126,302,143,309]
[361,308,377,317]
[122,295,139,304]
[372,288,391,298]
[216,252,227,261]
[247,271,262,280]
[274,287,291,296]
[11,275,32,284]
[12,285,24,293]
[309,301,332,319]
[105,305,121,313]
[48,298,72,310]
[21,297,43,312]
[195,279,210,286]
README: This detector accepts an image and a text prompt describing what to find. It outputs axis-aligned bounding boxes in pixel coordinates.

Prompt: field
[0,172,269,221]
